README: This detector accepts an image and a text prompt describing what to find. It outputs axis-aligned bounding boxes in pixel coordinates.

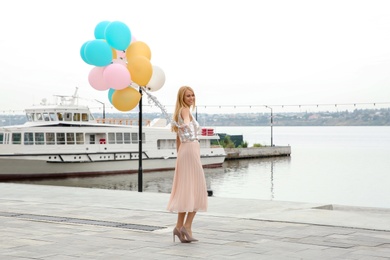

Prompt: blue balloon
[84,40,113,67]
[108,88,115,104]
[105,21,131,51]
[94,21,110,39]
[80,41,92,65]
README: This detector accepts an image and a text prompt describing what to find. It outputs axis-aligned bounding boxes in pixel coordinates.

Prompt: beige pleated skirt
[167,141,208,213]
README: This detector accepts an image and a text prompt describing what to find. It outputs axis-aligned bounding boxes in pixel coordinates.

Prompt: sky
[1,0,390,114]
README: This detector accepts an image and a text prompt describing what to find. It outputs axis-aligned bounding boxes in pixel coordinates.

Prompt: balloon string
[142,88,179,127]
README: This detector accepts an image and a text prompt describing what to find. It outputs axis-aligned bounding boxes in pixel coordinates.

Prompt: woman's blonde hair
[171,86,196,132]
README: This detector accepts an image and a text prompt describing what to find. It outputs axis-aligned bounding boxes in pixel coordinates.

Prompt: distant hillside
[196,108,390,126]
[1,108,389,127]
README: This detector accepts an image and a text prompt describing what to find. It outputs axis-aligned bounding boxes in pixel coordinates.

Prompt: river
[10,126,390,209]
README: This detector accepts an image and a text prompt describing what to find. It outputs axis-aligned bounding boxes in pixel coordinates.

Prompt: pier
[1,183,389,259]
[224,146,291,160]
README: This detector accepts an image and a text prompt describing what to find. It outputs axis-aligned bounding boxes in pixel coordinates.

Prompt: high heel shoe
[180,226,198,242]
[173,227,190,243]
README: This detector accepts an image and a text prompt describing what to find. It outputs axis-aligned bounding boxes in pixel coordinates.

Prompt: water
[10,126,390,209]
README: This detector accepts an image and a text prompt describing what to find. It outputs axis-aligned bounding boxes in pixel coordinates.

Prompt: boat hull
[0,155,225,180]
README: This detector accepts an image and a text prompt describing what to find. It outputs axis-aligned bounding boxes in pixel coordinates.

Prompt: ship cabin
[24,106,96,124]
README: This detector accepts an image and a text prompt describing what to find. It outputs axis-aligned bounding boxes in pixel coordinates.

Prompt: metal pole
[102,103,105,119]
[270,107,273,147]
[270,160,274,199]
[265,106,274,147]
[95,99,106,119]
[138,88,143,192]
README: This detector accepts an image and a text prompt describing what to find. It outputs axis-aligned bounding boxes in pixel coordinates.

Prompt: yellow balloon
[111,48,117,60]
[126,41,151,60]
[112,87,141,112]
[127,56,153,86]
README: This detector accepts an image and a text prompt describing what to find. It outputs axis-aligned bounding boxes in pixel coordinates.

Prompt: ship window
[12,133,21,144]
[108,133,115,144]
[57,133,65,145]
[35,133,44,145]
[157,139,175,149]
[76,133,84,144]
[24,132,34,145]
[82,113,88,121]
[73,113,80,121]
[199,139,207,148]
[130,133,145,143]
[26,113,33,122]
[64,113,72,121]
[89,135,95,144]
[49,113,56,121]
[0,133,3,144]
[57,113,64,121]
[36,113,43,121]
[116,133,123,144]
[131,133,138,144]
[46,133,55,145]
[43,113,50,121]
[67,133,75,145]
[124,133,130,144]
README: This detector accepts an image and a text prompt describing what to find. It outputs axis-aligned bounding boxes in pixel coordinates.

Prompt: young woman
[167,86,208,243]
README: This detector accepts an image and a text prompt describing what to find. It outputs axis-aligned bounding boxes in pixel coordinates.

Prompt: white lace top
[177,109,201,143]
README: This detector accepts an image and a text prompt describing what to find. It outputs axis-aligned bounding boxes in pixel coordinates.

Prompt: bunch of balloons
[80,21,165,111]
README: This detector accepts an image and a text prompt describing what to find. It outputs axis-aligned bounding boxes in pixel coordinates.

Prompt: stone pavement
[0,183,389,260]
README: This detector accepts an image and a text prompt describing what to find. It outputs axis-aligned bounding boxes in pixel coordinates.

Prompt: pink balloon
[103,63,131,90]
[88,67,109,91]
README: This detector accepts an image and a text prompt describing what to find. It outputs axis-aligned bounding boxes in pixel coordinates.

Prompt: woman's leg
[176,212,186,229]
[173,212,190,243]
[184,212,197,236]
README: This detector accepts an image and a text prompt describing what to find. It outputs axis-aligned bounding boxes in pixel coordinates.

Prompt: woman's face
[183,89,195,107]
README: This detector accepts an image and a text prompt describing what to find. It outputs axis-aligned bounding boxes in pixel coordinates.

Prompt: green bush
[216,135,249,148]
[253,143,263,147]
[220,135,235,148]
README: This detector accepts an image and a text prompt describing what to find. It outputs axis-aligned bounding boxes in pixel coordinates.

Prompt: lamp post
[270,160,274,200]
[138,87,143,192]
[265,105,273,147]
[95,99,106,119]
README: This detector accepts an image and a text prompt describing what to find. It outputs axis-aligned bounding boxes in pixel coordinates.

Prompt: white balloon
[146,66,165,92]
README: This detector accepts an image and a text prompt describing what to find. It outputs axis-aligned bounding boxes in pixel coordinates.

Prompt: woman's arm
[176,107,191,151]
[176,135,181,152]
[181,107,191,124]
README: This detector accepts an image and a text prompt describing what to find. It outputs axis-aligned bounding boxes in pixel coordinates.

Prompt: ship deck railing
[96,118,152,126]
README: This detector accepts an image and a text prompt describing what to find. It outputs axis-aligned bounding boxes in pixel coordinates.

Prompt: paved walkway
[1,183,390,259]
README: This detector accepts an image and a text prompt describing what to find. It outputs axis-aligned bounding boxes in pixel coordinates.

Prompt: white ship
[0,94,225,180]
